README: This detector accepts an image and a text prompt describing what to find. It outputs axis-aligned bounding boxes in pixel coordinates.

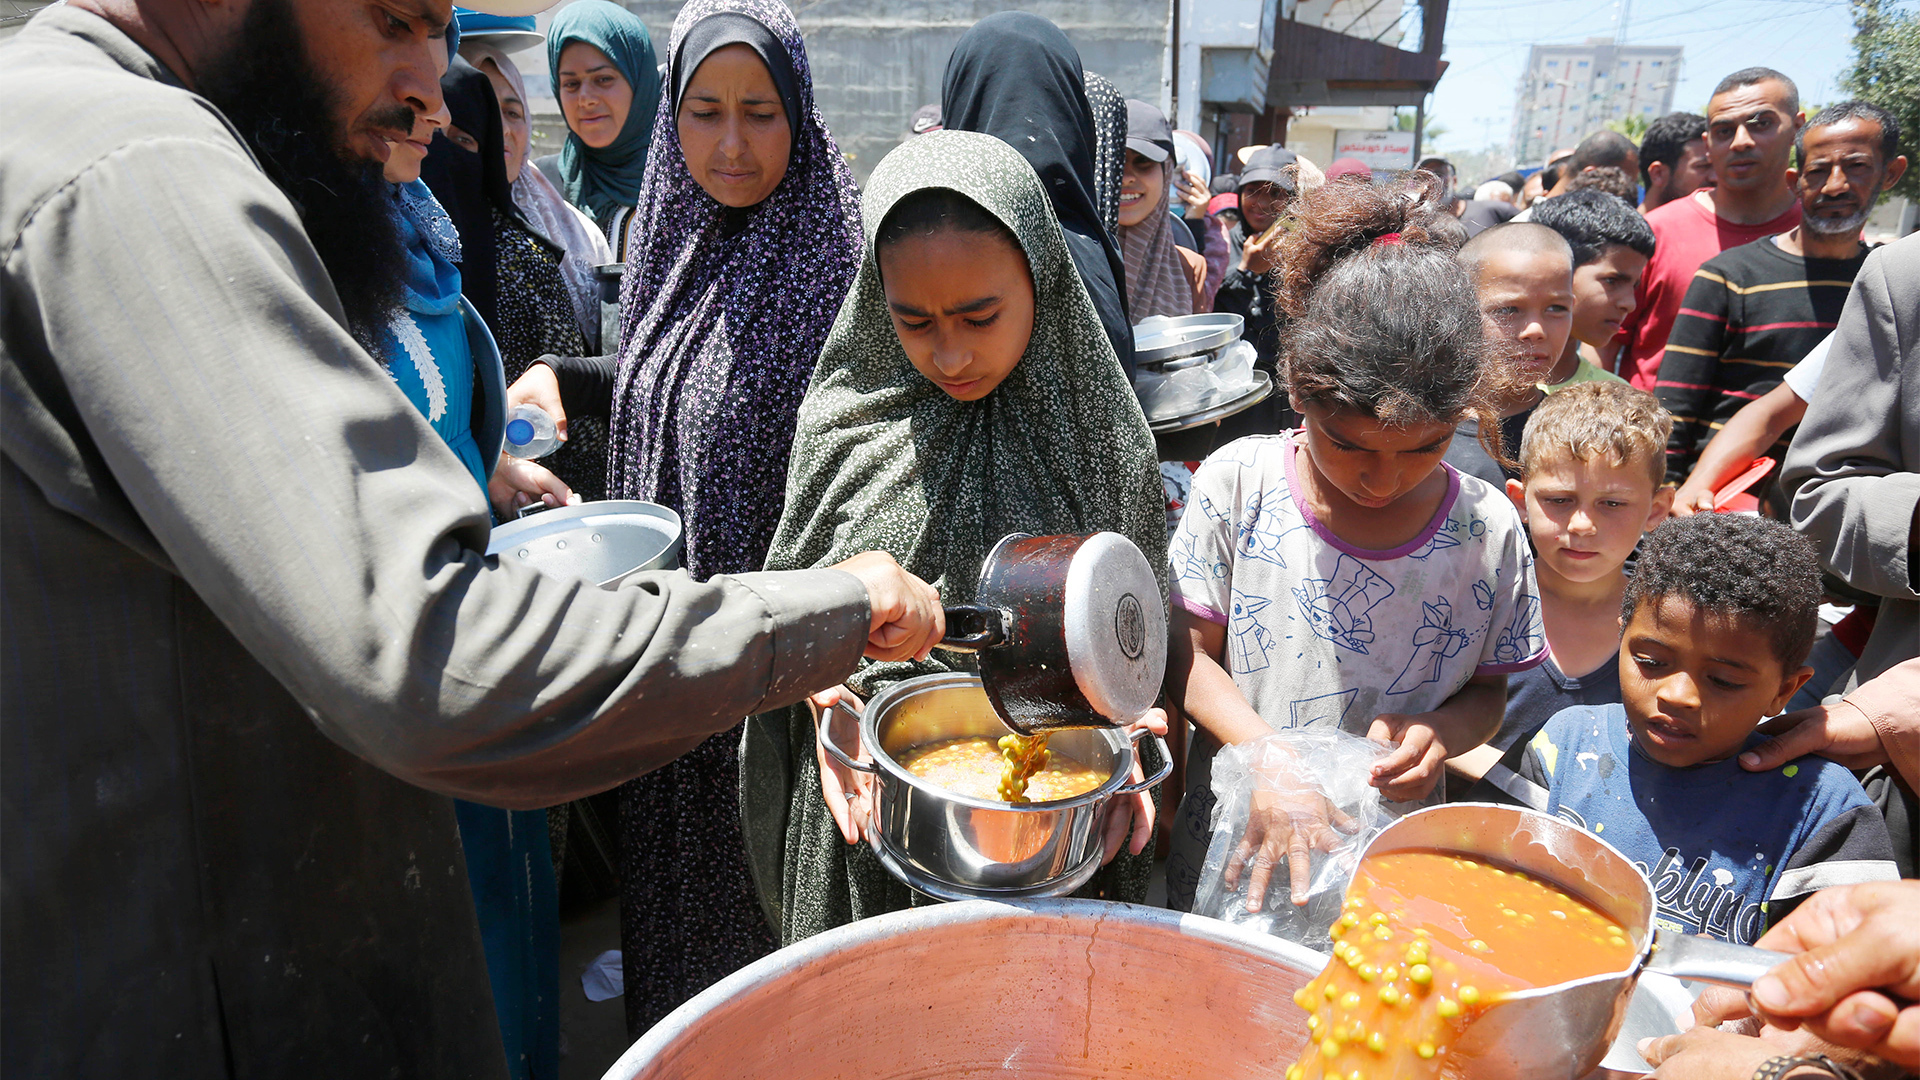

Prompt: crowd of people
[1,1,1916,1078]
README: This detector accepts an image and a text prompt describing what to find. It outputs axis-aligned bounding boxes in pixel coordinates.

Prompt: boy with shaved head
[1445,222,1577,485]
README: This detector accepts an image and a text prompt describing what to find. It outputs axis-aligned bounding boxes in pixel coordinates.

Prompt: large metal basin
[599,899,1693,1080]
[602,900,1326,1079]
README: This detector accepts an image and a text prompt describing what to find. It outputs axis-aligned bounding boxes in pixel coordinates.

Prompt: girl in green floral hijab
[742,130,1168,944]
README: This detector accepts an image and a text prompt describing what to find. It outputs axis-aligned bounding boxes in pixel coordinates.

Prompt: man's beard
[195,0,411,346]
[1802,187,1880,238]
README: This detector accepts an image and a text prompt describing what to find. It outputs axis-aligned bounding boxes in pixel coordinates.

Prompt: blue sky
[1427,0,1860,155]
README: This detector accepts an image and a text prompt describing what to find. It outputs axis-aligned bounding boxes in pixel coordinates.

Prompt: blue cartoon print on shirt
[1472,579,1495,611]
[1287,689,1360,730]
[1409,524,1462,561]
[1172,531,1225,586]
[1229,593,1278,673]
[1236,487,1307,567]
[1292,554,1394,654]
[1493,594,1544,665]
[1387,596,1473,694]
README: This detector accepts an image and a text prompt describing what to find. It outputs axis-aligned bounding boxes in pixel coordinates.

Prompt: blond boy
[1492,382,1673,749]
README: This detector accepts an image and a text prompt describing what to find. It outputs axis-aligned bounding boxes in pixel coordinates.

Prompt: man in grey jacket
[0,2,941,1075]
[1780,233,1919,881]
[1781,233,1919,688]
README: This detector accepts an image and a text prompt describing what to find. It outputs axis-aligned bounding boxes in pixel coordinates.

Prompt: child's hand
[809,686,873,845]
[1239,226,1282,276]
[1364,714,1449,802]
[1225,780,1360,912]
[1098,757,1157,866]
[1096,708,1169,864]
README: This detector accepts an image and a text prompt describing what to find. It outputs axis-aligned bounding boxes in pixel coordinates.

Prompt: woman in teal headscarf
[540,0,661,259]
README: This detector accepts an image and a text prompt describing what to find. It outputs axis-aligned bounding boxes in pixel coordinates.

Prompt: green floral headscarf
[741,129,1166,943]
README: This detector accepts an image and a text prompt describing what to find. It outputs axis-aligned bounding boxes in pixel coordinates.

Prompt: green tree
[1605,115,1649,143]
[1395,108,1448,145]
[1844,0,1920,199]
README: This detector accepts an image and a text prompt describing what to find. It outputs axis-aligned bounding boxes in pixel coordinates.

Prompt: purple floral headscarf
[607,0,862,580]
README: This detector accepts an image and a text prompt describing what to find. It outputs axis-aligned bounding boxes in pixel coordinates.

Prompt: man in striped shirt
[1656,101,1907,489]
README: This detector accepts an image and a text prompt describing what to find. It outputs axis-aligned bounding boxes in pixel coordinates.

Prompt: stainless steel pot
[602,899,1331,1080]
[1133,311,1245,364]
[1367,803,1793,1080]
[818,672,1170,901]
[939,531,1167,735]
[486,500,682,587]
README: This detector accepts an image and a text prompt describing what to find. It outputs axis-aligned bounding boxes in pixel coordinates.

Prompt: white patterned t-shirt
[1170,433,1546,733]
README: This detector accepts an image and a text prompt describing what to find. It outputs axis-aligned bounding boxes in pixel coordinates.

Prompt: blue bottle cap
[505,418,535,445]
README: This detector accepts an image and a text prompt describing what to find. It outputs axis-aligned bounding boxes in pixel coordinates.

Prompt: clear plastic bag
[1132,339,1261,421]
[1192,729,1395,948]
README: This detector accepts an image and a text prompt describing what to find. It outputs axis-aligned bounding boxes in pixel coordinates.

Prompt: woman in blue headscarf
[538,0,662,259]
[370,33,576,1080]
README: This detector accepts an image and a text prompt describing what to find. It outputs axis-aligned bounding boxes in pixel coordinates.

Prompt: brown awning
[1266,0,1449,108]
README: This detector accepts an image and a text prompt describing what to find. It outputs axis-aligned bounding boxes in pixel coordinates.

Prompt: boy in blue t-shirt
[1500,513,1897,944]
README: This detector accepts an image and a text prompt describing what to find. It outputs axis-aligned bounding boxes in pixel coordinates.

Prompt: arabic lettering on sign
[1332,129,1417,170]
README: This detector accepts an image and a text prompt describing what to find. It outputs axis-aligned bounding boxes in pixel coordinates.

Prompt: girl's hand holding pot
[811,686,872,845]
[1099,709,1169,865]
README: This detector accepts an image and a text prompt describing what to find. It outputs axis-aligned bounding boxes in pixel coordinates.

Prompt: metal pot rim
[859,672,1137,812]
[604,899,1331,1080]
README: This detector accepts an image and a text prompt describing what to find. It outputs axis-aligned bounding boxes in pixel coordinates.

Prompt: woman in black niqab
[941,12,1135,375]
[426,57,603,499]
[421,58,510,330]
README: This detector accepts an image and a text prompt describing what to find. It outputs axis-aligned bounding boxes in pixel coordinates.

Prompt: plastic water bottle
[504,404,561,459]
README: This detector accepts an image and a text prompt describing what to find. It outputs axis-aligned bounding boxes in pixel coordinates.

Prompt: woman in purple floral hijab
[596,0,861,1034]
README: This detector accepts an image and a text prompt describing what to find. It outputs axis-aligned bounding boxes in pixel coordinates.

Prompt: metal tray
[1133,313,1245,365]
[1147,371,1273,433]
[487,499,682,589]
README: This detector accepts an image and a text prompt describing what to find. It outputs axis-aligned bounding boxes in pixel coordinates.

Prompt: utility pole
[1169,0,1181,126]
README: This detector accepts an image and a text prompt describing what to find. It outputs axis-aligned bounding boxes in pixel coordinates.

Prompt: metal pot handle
[815,700,877,775]
[1115,729,1175,794]
[937,604,1009,652]
[1646,929,1793,988]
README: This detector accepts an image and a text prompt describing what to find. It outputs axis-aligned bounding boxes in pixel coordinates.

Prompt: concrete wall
[546,0,1169,183]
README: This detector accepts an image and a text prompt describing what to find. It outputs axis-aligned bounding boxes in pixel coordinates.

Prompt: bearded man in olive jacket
[0,2,941,1074]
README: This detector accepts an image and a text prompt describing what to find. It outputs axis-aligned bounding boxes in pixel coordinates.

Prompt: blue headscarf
[547,0,661,226]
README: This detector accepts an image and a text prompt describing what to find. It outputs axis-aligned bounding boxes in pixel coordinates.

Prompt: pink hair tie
[1375,232,1405,246]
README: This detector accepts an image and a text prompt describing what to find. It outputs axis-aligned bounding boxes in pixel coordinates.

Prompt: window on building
[1577,60,1589,67]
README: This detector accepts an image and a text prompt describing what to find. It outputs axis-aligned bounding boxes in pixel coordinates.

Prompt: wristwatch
[1750,1053,1869,1080]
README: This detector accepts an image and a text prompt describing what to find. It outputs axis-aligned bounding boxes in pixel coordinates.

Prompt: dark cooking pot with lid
[938,532,1166,735]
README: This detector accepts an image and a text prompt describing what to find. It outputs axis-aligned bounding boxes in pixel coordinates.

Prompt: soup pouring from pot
[1287,803,1797,1080]
[814,531,1173,900]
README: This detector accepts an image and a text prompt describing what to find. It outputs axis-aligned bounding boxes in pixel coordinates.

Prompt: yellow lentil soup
[899,735,1106,803]
[1286,850,1638,1080]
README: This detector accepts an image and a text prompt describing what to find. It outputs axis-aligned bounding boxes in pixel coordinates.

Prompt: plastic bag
[1132,339,1261,422]
[581,948,623,1002]
[1192,728,1395,948]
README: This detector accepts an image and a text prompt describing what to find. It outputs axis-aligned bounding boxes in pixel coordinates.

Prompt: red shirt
[1617,191,1801,390]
